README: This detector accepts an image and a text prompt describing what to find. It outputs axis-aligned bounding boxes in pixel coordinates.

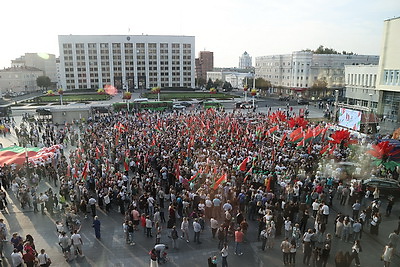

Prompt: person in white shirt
[312,200,320,218]
[71,230,83,257]
[37,249,50,266]
[11,248,23,267]
[210,217,219,238]
[221,243,229,267]
[321,202,329,224]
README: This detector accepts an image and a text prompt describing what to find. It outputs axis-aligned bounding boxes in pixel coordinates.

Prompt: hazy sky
[1,0,399,69]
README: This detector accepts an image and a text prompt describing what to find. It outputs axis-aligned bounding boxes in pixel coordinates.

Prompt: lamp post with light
[334,89,339,122]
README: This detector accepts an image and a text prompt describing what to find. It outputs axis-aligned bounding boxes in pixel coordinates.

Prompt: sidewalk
[330,196,400,261]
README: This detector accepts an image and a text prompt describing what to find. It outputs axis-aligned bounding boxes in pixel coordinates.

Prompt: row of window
[347,73,377,87]
[383,70,400,86]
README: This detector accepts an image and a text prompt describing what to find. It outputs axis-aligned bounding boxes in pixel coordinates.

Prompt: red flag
[66,165,71,177]
[213,173,227,190]
[266,125,279,136]
[279,133,287,147]
[96,147,100,159]
[320,145,329,155]
[124,157,130,172]
[244,167,253,183]
[237,157,249,171]
[82,161,89,181]
[290,127,303,140]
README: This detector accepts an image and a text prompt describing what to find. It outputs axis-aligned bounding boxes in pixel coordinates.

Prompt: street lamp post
[365,93,373,134]
[334,89,339,122]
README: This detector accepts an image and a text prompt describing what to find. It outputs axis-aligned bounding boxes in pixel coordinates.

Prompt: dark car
[297,98,309,105]
[362,178,400,197]
[279,95,290,101]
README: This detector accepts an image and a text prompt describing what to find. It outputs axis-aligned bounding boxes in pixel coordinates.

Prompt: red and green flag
[213,173,227,190]
[279,133,287,147]
[82,161,89,181]
[244,167,253,183]
[0,146,41,166]
[266,125,279,136]
[237,157,249,171]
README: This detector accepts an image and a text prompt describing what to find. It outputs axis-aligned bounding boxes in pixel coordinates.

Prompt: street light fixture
[334,89,339,122]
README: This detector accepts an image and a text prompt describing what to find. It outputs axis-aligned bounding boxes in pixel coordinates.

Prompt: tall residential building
[255,51,379,98]
[376,17,400,121]
[58,35,195,90]
[0,66,44,94]
[11,53,57,83]
[195,51,213,82]
[239,51,252,69]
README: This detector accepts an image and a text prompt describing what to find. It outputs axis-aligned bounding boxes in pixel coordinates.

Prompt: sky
[0,0,399,69]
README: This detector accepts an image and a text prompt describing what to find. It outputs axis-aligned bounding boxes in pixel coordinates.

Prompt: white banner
[338,108,362,131]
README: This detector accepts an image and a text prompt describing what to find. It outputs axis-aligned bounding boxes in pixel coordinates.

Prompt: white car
[173,104,186,110]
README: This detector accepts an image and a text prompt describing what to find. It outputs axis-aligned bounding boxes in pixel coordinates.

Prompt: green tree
[213,79,223,89]
[314,45,339,54]
[196,77,206,88]
[256,78,271,90]
[206,78,213,90]
[311,79,328,90]
[36,76,52,90]
[222,81,233,91]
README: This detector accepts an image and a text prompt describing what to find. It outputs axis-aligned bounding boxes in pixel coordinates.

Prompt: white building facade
[255,51,379,98]
[344,65,378,112]
[239,51,252,69]
[58,35,195,90]
[207,71,253,89]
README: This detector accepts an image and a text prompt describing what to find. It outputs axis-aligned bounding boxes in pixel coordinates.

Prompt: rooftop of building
[0,66,42,72]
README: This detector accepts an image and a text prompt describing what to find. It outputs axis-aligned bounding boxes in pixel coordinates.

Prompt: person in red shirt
[234,227,244,256]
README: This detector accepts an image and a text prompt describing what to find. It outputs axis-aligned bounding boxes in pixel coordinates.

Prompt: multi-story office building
[0,66,44,94]
[11,53,57,83]
[376,17,400,121]
[58,35,195,90]
[239,51,252,69]
[255,51,379,98]
[195,51,213,82]
[344,65,378,112]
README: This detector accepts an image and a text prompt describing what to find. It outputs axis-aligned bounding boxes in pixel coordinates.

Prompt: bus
[203,101,223,109]
[113,101,173,111]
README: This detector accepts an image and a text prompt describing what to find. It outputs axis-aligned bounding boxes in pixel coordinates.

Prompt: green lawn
[31,94,111,103]
[142,92,237,100]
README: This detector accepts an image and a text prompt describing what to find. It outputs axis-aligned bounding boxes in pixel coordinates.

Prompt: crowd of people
[0,106,399,266]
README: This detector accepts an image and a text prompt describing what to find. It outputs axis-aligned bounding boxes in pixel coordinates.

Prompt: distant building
[255,51,379,98]
[11,53,57,83]
[376,17,400,121]
[239,51,252,69]
[195,51,214,82]
[344,65,378,111]
[0,66,44,94]
[207,70,253,89]
[58,35,195,90]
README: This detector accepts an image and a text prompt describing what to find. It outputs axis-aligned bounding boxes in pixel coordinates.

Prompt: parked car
[179,102,192,107]
[362,178,400,197]
[173,104,186,110]
[235,102,253,109]
[297,98,309,105]
[278,95,290,101]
